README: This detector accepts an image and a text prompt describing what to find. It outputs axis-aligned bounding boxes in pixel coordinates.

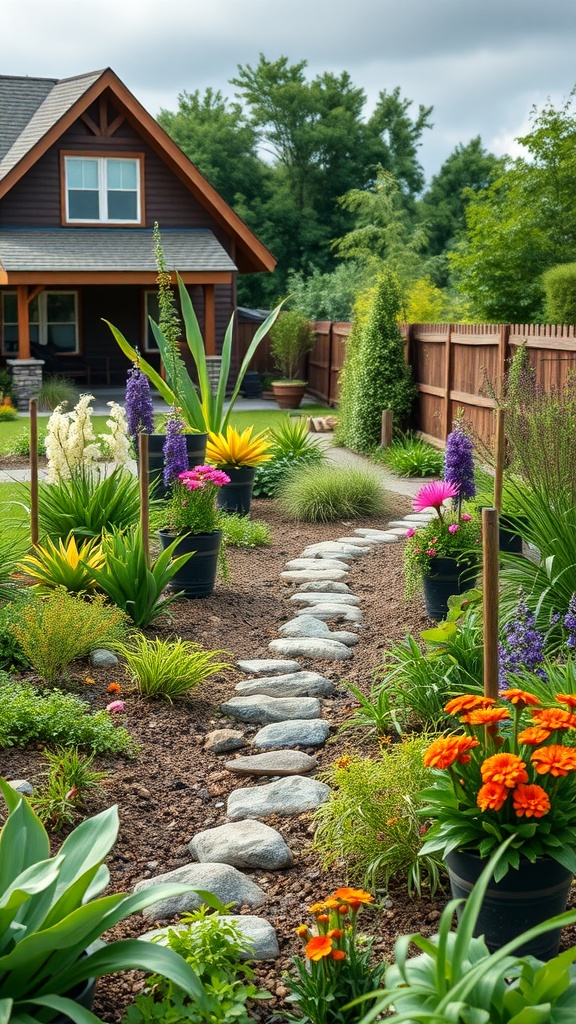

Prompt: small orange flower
[481,753,529,788]
[336,755,352,769]
[316,914,330,923]
[532,708,576,731]
[461,708,511,725]
[423,735,480,769]
[500,688,541,707]
[327,928,344,940]
[477,781,509,812]
[337,904,349,915]
[306,935,333,961]
[444,694,496,715]
[530,744,576,776]
[295,924,309,937]
[332,887,374,905]
[556,694,576,709]
[518,726,552,745]
[331,949,346,960]
[107,682,121,693]
[85,676,95,685]
[512,783,551,818]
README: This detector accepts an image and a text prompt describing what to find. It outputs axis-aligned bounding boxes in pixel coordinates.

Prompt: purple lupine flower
[564,594,576,648]
[125,364,154,441]
[444,426,476,502]
[499,595,547,690]
[163,416,189,487]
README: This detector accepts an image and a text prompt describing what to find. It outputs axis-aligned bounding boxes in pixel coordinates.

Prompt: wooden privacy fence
[304,321,576,447]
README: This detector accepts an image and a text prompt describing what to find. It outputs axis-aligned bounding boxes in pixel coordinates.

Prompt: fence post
[326,321,334,406]
[442,325,454,440]
[381,410,393,447]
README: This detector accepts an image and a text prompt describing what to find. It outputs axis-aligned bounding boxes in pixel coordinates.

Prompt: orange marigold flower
[481,753,529,788]
[461,708,511,725]
[107,682,121,693]
[316,914,330,923]
[337,904,349,915]
[423,735,480,769]
[477,781,509,812]
[532,708,576,731]
[327,928,344,940]
[444,695,496,715]
[530,744,576,776]
[518,726,552,745]
[323,898,340,909]
[556,694,576,709]
[332,887,374,905]
[500,688,541,706]
[295,924,309,937]
[306,935,333,961]
[331,949,346,960]
[512,783,551,818]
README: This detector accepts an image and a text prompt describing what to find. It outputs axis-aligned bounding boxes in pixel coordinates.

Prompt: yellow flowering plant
[285,887,385,1024]
[419,689,576,880]
[18,534,104,593]
[206,425,273,468]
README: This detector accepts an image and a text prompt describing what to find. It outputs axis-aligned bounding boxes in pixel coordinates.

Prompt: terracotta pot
[271,381,306,409]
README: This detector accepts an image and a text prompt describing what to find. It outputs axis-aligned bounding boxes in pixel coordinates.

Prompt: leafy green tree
[286,262,369,321]
[543,263,576,325]
[450,93,576,322]
[364,87,433,200]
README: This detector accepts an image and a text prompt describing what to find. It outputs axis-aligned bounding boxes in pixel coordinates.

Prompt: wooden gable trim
[0,68,276,274]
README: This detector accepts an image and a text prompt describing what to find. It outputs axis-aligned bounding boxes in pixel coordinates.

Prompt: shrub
[377,434,444,478]
[9,589,126,683]
[313,739,441,895]
[278,464,387,522]
[37,373,78,412]
[543,262,576,325]
[117,635,231,702]
[0,402,18,422]
[253,452,321,498]
[38,466,143,541]
[221,514,271,548]
[269,308,314,381]
[0,368,16,406]
[252,417,325,498]
[0,678,136,754]
[0,602,29,672]
[6,428,47,457]
[32,747,109,831]
[335,269,416,451]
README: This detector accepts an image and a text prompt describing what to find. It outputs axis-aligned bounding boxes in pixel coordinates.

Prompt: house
[0,69,276,405]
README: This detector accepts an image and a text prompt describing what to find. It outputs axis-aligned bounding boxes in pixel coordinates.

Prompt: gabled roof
[0,69,276,275]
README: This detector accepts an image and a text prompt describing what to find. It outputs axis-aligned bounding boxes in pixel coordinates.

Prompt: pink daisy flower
[448,523,460,534]
[406,528,416,538]
[413,480,458,513]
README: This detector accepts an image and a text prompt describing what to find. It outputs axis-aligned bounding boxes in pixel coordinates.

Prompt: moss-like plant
[278,463,386,522]
[269,309,314,381]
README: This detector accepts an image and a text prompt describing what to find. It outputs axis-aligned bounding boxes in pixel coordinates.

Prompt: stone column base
[6,358,45,411]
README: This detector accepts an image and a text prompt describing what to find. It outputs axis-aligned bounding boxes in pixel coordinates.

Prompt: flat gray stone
[386,527,411,536]
[347,531,399,543]
[297,580,352,593]
[278,616,358,646]
[8,779,34,796]
[254,719,330,749]
[269,637,353,660]
[224,750,318,777]
[235,672,335,698]
[403,513,437,522]
[221,694,321,724]
[139,915,279,960]
[284,558,350,571]
[295,604,363,623]
[280,569,348,583]
[204,729,247,753]
[289,592,361,606]
[189,820,293,870]
[302,542,369,558]
[227,776,330,820]
[387,520,417,528]
[135,863,266,920]
[90,648,119,668]
[237,659,301,675]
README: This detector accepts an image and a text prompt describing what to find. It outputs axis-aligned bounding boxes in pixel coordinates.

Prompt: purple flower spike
[163,417,189,487]
[444,426,476,502]
[499,595,546,690]
[565,593,576,648]
[125,364,154,441]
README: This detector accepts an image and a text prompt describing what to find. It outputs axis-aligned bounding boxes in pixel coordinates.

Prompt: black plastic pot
[499,523,523,554]
[240,371,263,398]
[216,466,256,516]
[146,433,208,498]
[158,529,221,598]
[422,556,476,621]
[446,848,573,959]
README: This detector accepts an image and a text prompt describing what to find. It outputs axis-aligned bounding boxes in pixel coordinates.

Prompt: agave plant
[205,425,273,467]
[18,534,104,593]
[106,275,283,435]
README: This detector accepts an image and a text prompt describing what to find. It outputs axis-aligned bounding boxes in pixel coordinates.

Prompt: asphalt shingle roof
[0,228,237,273]
[0,72,104,180]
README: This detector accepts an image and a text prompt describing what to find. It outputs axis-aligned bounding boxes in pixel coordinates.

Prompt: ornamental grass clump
[286,887,385,1024]
[116,635,230,701]
[419,688,576,880]
[279,464,386,522]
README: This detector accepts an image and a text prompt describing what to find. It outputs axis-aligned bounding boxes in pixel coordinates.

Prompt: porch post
[17,286,30,359]
[203,284,216,356]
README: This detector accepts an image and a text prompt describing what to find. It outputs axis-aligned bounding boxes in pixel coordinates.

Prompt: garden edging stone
[221,694,322,724]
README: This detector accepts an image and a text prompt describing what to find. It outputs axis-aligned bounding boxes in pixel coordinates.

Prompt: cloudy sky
[4,0,576,183]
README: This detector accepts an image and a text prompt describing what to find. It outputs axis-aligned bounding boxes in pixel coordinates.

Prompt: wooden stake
[482,507,500,700]
[493,408,505,513]
[381,409,393,448]
[138,432,150,567]
[29,398,39,547]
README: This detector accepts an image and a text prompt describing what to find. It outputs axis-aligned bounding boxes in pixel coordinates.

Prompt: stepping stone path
[136,501,418,960]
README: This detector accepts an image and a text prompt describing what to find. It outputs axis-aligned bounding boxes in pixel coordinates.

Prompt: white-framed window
[30,292,79,353]
[1,292,18,355]
[64,155,141,223]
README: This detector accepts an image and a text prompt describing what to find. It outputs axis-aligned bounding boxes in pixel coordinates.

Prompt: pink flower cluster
[179,465,230,491]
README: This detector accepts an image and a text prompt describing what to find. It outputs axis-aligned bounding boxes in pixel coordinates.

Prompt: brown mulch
[5,494,575,1018]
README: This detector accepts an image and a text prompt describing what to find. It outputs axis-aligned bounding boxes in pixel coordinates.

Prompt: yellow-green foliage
[313,737,441,895]
[117,635,231,702]
[403,277,448,323]
[19,535,104,593]
[10,590,126,683]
